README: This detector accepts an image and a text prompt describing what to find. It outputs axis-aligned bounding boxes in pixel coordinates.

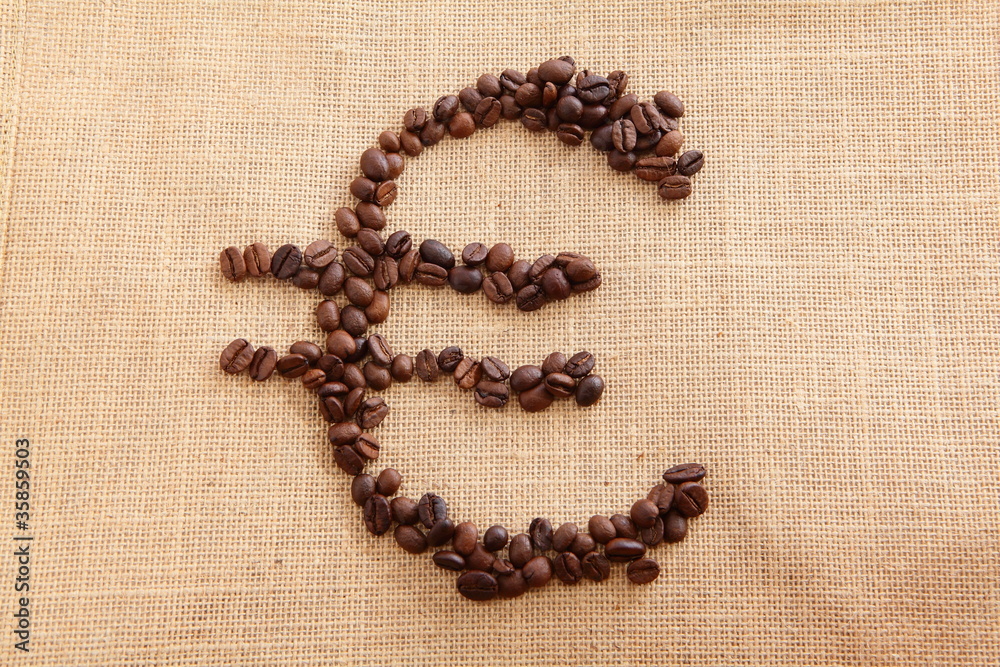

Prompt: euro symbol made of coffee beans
[217,58,709,600]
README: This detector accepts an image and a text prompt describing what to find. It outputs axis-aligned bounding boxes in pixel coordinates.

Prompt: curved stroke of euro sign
[216,58,709,600]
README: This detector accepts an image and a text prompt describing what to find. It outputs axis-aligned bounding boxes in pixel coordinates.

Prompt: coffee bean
[635,129,662,152]
[333,444,366,475]
[372,257,398,291]
[663,510,688,543]
[527,255,555,282]
[590,124,614,151]
[609,93,638,121]
[351,474,376,506]
[318,354,345,380]
[556,95,583,122]
[453,522,478,556]
[270,244,301,279]
[349,177,378,202]
[514,82,542,108]
[317,380,348,398]
[572,273,602,292]
[243,242,270,277]
[431,95,458,122]
[357,203,389,232]
[364,291,390,324]
[635,156,677,182]
[356,396,389,429]
[448,112,476,138]
[552,522,578,552]
[498,568,527,597]
[220,246,246,282]
[480,356,510,381]
[649,483,675,515]
[610,513,638,539]
[657,174,692,200]
[654,90,684,117]
[630,101,665,135]
[473,97,502,128]
[588,515,616,544]
[456,570,498,601]
[248,346,277,381]
[378,131,401,153]
[466,543,495,571]
[399,130,422,157]
[476,73,502,98]
[358,148,389,182]
[508,533,534,568]
[398,249,420,282]
[605,537,647,562]
[540,352,567,375]
[415,349,440,382]
[552,123,583,146]
[393,525,426,554]
[543,373,575,398]
[342,363,365,390]
[538,58,576,85]
[577,73,610,104]
[429,520,457,549]
[510,365,544,391]
[507,259,531,289]
[355,229,383,257]
[627,557,660,584]
[376,182,398,207]
[404,108,429,132]
[452,358,481,390]
[482,272,514,304]
[612,119,637,152]
[389,354,413,382]
[340,305,369,336]
[363,362,391,391]
[656,130,684,157]
[342,246,375,277]
[673,481,709,517]
[276,353,309,378]
[291,267,320,289]
[522,556,553,588]
[458,86,483,113]
[520,108,546,132]
[335,207,361,238]
[630,499,659,529]
[515,284,547,311]
[581,551,611,581]
[344,276,374,307]
[391,496,419,525]
[319,395,345,423]
[474,380,509,408]
[328,421,361,448]
[557,352,593,380]
[419,120,446,146]
[539,268,571,300]
[677,150,704,176]
[499,68,526,93]
[313,300,340,332]
[461,242,488,266]
[325,330,355,360]
[529,517,553,551]
[608,149,637,172]
[518,384,554,412]
[363,494,392,536]
[607,69,628,98]
[364,334,391,367]
[384,230,412,259]
[553,552,583,584]
[287,341,321,366]
[449,266,483,293]
[566,533,593,558]
[415,263,448,286]
[318,262,346,295]
[301,368,327,390]
[436,347,463,372]
[220,339,254,374]
[418,492,447,528]
[640,516,664,547]
[492,558,515,577]
[483,525,509,552]
[433,550,466,571]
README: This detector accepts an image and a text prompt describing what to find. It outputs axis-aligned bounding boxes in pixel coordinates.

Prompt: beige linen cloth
[1,1,998,665]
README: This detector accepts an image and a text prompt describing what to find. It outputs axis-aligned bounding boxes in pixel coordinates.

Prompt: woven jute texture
[1,1,998,665]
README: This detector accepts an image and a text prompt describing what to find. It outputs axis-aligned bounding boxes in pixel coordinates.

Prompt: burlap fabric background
[1,1,998,665]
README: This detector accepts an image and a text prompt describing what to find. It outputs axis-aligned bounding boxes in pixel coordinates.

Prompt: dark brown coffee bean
[608,150,637,172]
[522,556,553,588]
[483,525,509,552]
[433,550,466,571]
[374,181,397,207]
[270,244,301,279]
[556,95,583,122]
[560,259,593,286]
[588,515,616,544]
[393,525,426,554]
[398,249,420,282]
[342,246,375,277]
[433,94,460,122]
[356,203,388,232]
[399,130,423,157]
[529,517,553,551]
[418,492,447,528]
[476,73,502,98]
[540,352,567,375]
[580,104,610,130]
[449,266,483,293]
[220,339,254,374]
[572,273,602,293]
[510,365,544,391]
[635,156,677,182]
[359,148,390,181]
[248,346,277,381]
[555,123,585,146]
[460,242,488,266]
[355,229,383,257]
[552,522,578,552]
[569,533,596,558]
[677,150,704,176]
[473,97,502,128]
[363,362,391,391]
[378,131,401,153]
[427,519,456,548]
[492,558,516,577]
[658,174,692,200]
[479,356,510,382]
[577,73,610,103]
[607,69,628,98]
[520,108,546,132]
[538,268,570,300]
[499,68,526,93]
[437,346,464,372]
[372,257,398,291]
[543,372,575,398]
[448,112,476,139]
[380,232,409,261]
[356,396,389,429]
[418,239,455,269]
[375,468,401,497]
[527,255,555,282]
[291,267,320,289]
[319,395,345,423]
[276,353,309,378]
[351,473,376,506]
[463,543,494,570]
[333,444,365,475]
[482,272,514,304]
[301,368,327,390]
[344,276,374,307]
[389,354,413,382]
[459,86,483,112]
[342,363,365,390]
[335,207,361,238]
[474,380,509,408]
[656,130,684,157]
[610,513,638,539]
[508,533,533,568]
[220,246,246,282]
[328,421,361,447]
[561,351,594,378]
[340,305,369,336]
[318,262,345,295]
[654,90,684,117]
[349,177,378,203]
[605,537,647,562]
[515,284,547,311]
[354,433,380,460]
[630,499,659,528]
[364,290,390,324]
[640,516,664,547]
[673,481,709,517]
[317,380,347,397]
[456,570,498,601]
[629,101,663,135]
[649,483,675,515]
[362,494,391,535]
[581,551,611,581]
[415,349,440,382]
[553,552,583,584]
[612,119,637,152]
[391,496,419,525]
[366,333,392,367]
[318,354,345,380]
[663,463,707,484]
[243,242,270,277]
[663,510,688,543]
[403,108,429,132]
[635,129,663,152]
[313,300,340,332]
[514,82,542,108]
[453,358,482,390]
[590,124,614,151]
[453,522,478,556]
[627,557,660,584]
[507,259,531,289]
[538,58,576,85]
[325,330,355,359]
[419,120,446,146]
[518,384,554,412]
[609,93,638,120]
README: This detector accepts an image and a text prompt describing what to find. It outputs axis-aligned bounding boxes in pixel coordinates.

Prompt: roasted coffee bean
[404,108,429,132]
[391,496,419,525]
[461,242,488,266]
[418,239,455,269]
[363,494,391,535]
[328,421,361,446]
[510,365,544,391]
[542,81,560,106]
[372,257,398,291]
[609,93,638,120]
[356,396,389,429]
[650,483,675,515]
[483,525,509,552]
[317,380,348,398]
[607,69,628,98]
[522,556,553,588]
[335,207,361,238]
[342,246,375,277]
[482,272,514,304]
[276,353,309,378]
[220,246,246,282]
[569,533,596,558]
[415,349,440,381]
[453,522,478,556]
[543,373,575,398]
[378,131,401,153]
[399,129,423,157]
[473,97,502,128]
[349,177,378,202]
[360,148,390,181]
[394,525,427,554]
[292,267,320,289]
[480,356,510,381]
[572,273,602,293]
[538,58,576,85]
[552,522,578,552]
[673,481,709,517]
[610,513,638,539]
[578,103,607,128]
[658,174,692,200]
[356,203,386,231]
[677,150,704,176]
[518,384,554,412]
[354,432,380,460]
[418,492,447,528]
[627,557,660,584]
[577,73,610,104]
[340,305,369,336]
[351,474,376,506]
[553,552,583,584]
[426,518,455,547]
[635,129,662,152]
[459,86,483,112]
[318,354,345,379]
[243,242,270,277]
[476,73,502,98]
[605,537,647,562]
[363,362,392,391]
[376,468,402,497]
[555,123,585,146]
[492,558,516,577]
[520,108,547,132]
[529,517,553,551]
[641,516,664,547]
[654,90,684,117]
[319,395,345,423]
[581,551,611,581]
[527,255,556,282]
[588,515,616,544]
[540,352,567,375]
[514,82,542,108]
[248,346,277,381]
[656,130,684,157]
[344,276,374,307]
[220,339,254,374]
[325,330,356,359]
[433,94,460,122]
[270,244,302,279]
[538,268,570,300]
[608,150,637,172]
[373,181,397,207]
[663,510,688,543]
[301,368,327,390]
[507,259,531,289]
[365,290,390,324]
[366,333,393,367]
[516,284,547,311]
[315,300,341,332]
[449,266,483,293]
[466,543,495,571]
[499,68,526,93]
[419,120,446,146]
[508,533,534,568]
[318,262,346,295]
[590,124,614,151]
[611,118,637,152]
[449,112,476,139]
[453,358,482,390]
[355,228,384,257]
[635,156,677,182]
[333,444,365,475]
[437,346,464,372]
[456,570,498,601]
[630,101,665,135]
[562,351,595,378]
[630,499,659,528]
[383,231,411,260]
[433,550,466,571]
[663,463,707,484]
[556,95,584,122]
[474,380,509,408]
[342,363,366,390]
[398,249,420,282]
[344,334,366,362]
[390,354,413,382]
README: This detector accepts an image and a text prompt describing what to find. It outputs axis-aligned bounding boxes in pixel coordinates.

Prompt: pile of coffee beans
[217,59,708,600]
